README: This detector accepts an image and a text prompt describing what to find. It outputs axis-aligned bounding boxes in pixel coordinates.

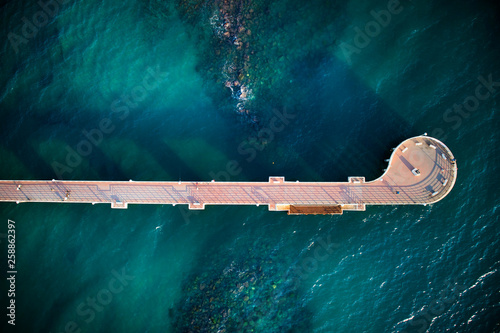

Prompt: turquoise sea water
[0,0,499,332]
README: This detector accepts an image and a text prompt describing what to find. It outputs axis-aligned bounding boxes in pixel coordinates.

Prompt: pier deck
[0,136,457,215]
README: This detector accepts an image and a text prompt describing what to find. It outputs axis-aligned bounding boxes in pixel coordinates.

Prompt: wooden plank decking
[0,136,457,215]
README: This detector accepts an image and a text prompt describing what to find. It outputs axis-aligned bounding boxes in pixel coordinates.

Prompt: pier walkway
[0,136,457,215]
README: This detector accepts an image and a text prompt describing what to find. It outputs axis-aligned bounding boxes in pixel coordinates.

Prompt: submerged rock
[171,244,312,332]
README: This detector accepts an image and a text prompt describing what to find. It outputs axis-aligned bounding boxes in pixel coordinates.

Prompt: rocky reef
[171,241,312,332]
[174,0,345,135]
[176,0,260,126]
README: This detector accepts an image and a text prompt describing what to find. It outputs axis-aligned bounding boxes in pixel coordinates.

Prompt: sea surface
[0,0,499,332]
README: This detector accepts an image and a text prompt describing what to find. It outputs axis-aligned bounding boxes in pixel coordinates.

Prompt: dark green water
[0,0,499,332]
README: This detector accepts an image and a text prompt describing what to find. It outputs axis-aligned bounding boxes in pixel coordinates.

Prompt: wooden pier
[0,136,457,215]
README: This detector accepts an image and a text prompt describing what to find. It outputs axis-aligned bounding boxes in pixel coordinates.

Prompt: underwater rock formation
[177,0,260,126]
[171,243,311,332]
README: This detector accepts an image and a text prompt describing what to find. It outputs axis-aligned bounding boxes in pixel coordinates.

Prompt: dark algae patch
[172,241,312,332]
